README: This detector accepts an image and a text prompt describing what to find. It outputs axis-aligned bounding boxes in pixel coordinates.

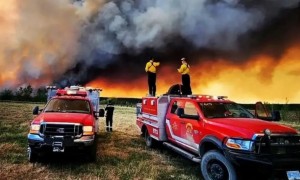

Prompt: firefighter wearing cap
[177,58,192,95]
[145,58,160,96]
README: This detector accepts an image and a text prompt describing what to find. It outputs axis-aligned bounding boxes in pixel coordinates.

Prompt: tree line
[0,85,141,106]
[0,85,47,102]
[1,86,299,110]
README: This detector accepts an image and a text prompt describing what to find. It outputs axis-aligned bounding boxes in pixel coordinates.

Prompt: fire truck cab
[27,86,104,162]
[136,85,300,179]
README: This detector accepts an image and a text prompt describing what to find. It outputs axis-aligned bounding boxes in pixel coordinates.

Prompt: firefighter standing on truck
[105,100,115,132]
[145,58,160,96]
[177,57,192,95]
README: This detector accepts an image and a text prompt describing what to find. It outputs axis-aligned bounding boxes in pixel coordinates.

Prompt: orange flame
[88,45,300,103]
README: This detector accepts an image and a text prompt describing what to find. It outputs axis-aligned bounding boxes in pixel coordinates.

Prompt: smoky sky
[51,0,300,86]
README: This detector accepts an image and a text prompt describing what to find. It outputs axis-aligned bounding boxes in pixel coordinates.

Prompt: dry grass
[1,102,299,180]
[0,102,200,180]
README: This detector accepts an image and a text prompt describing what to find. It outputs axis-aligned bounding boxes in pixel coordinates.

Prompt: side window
[184,102,198,116]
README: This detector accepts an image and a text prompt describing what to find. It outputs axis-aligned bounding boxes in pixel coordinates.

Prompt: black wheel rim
[207,160,229,180]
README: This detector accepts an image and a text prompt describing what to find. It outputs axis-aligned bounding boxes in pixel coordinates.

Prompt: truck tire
[201,150,236,180]
[145,128,154,148]
[28,146,38,163]
[87,135,98,162]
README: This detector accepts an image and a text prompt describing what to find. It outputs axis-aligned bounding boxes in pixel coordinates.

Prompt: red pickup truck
[136,85,300,180]
[27,86,104,162]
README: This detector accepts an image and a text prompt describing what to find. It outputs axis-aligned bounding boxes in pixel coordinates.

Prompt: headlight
[225,138,255,151]
[83,126,94,135]
[30,124,40,134]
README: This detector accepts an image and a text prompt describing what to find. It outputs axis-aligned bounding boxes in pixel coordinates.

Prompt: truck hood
[205,118,298,139]
[32,112,94,126]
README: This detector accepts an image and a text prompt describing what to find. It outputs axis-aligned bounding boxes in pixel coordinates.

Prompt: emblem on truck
[57,128,64,133]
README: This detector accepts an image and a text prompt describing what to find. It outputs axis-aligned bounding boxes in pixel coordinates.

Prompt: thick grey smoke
[77,0,300,65]
[1,0,299,89]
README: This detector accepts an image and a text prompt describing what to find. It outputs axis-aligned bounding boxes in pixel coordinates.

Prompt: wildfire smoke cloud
[0,0,300,103]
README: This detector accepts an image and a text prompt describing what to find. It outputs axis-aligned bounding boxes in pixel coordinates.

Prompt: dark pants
[148,72,156,96]
[106,116,113,131]
[182,74,192,95]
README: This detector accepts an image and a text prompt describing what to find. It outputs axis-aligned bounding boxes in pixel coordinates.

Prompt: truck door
[177,101,202,151]
[166,100,182,143]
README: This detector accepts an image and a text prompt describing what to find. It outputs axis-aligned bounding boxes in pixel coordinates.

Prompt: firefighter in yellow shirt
[145,58,160,96]
[177,57,192,95]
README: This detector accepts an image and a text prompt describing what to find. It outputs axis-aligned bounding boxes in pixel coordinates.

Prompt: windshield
[44,99,91,114]
[199,102,254,119]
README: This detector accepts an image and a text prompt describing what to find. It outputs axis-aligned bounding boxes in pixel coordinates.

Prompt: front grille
[39,123,83,137]
[254,135,300,154]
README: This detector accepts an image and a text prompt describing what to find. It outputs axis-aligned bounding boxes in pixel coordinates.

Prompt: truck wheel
[201,150,236,180]
[145,128,154,148]
[28,146,37,163]
[87,135,98,162]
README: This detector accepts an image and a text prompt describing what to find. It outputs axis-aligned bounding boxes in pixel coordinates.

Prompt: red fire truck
[136,85,300,180]
[27,86,104,162]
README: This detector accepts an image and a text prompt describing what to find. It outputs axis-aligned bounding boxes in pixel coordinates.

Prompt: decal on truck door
[185,123,194,143]
[166,119,198,151]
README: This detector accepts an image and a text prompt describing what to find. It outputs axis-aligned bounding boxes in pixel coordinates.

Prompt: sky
[0,0,300,103]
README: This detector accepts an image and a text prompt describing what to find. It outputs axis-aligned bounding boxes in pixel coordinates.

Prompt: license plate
[53,146,64,152]
[287,170,300,180]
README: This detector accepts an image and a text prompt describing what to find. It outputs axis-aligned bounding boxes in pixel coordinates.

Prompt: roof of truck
[143,94,234,103]
[173,95,234,103]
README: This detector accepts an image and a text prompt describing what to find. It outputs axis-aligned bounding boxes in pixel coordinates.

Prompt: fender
[199,135,223,157]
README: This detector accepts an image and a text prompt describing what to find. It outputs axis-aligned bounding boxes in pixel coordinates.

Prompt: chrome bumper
[28,133,94,147]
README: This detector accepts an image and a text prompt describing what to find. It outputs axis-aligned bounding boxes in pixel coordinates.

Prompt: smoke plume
[0,0,300,102]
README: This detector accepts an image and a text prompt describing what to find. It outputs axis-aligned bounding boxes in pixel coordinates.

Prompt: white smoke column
[0,0,80,88]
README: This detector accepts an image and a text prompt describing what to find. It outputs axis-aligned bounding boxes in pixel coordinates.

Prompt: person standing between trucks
[105,100,115,132]
[177,57,192,95]
[145,58,160,96]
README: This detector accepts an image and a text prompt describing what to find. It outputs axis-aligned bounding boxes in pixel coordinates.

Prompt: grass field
[1,102,300,180]
[0,102,200,180]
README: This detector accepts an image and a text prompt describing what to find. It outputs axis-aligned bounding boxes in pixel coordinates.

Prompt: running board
[163,142,201,163]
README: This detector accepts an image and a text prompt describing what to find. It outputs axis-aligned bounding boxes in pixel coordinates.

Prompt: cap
[181,57,186,61]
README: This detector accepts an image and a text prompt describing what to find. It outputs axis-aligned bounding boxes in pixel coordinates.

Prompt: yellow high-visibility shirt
[145,61,160,73]
[178,63,190,75]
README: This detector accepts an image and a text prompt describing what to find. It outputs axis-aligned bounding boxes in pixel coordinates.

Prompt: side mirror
[99,108,105,117]
[33,106,39,115]
[136,103,142,116]
[271,110,281,121]
[255,102,281,121]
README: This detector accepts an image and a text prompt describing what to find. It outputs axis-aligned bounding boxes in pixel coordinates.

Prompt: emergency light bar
[217,96,228,100]
[86,87,102,92]
[190,95,214,99]
[46,86,57,89]
[187,95,228,100]
[56,89,87,97]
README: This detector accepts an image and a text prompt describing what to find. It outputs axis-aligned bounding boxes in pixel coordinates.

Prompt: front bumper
[224,148,300,171]
[28,133,94,150]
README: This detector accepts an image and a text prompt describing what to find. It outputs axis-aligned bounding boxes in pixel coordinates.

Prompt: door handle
[180,121,186,124]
